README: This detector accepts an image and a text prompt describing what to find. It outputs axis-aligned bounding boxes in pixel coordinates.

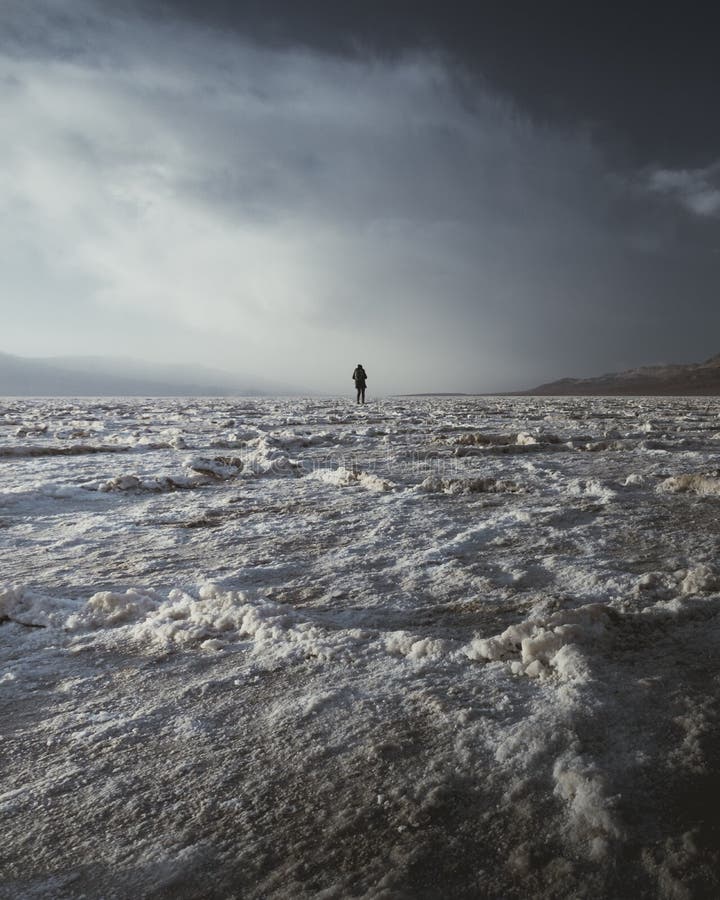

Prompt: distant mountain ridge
[0,351,294,397]
[525,353,720,396]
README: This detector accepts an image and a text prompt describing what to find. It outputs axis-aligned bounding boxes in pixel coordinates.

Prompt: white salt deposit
[658,473,720,496]
[306,465,395,491]
[2,395,720,898]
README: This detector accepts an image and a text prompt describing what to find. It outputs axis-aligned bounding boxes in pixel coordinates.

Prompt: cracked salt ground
[2,397,720,897]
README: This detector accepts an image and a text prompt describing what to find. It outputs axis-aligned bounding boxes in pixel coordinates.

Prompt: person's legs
[361,387,366,404]
[356,387,361,403]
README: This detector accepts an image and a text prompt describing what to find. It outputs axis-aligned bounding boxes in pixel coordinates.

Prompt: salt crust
[658,473,720,496]
[465,602,610,679]
[416,475,522,494]
[5,581,718,687]
[306,466,395,492]
[5,396,720,888]
[4,578,704,862]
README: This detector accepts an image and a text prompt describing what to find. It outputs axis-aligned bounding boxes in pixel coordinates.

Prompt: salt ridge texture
[2,395,720,898]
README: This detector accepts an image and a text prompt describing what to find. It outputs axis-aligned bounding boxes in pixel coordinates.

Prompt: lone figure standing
[352,363,367,404]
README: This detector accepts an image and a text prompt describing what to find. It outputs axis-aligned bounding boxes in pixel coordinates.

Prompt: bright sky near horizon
[3,1,720,393]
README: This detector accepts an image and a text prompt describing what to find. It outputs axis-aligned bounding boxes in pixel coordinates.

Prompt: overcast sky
[3,0,720,393]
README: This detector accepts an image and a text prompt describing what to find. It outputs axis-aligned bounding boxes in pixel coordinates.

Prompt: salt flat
[1,395,720,898]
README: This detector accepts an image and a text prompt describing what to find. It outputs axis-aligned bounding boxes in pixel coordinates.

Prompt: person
[352,363,367,404]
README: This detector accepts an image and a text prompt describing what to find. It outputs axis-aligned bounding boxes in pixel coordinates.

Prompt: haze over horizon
[3,1,720,395]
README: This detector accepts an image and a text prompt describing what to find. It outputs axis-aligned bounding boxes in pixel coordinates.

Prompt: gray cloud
[2,0,720,392]
[138,1,720,170]
[648,165,720,218]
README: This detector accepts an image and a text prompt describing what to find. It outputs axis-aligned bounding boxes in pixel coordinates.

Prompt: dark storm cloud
[143,0,720,167]
[2,0,720,392]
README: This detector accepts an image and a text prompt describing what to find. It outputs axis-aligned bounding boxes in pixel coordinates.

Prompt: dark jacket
[353,366,367,387]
